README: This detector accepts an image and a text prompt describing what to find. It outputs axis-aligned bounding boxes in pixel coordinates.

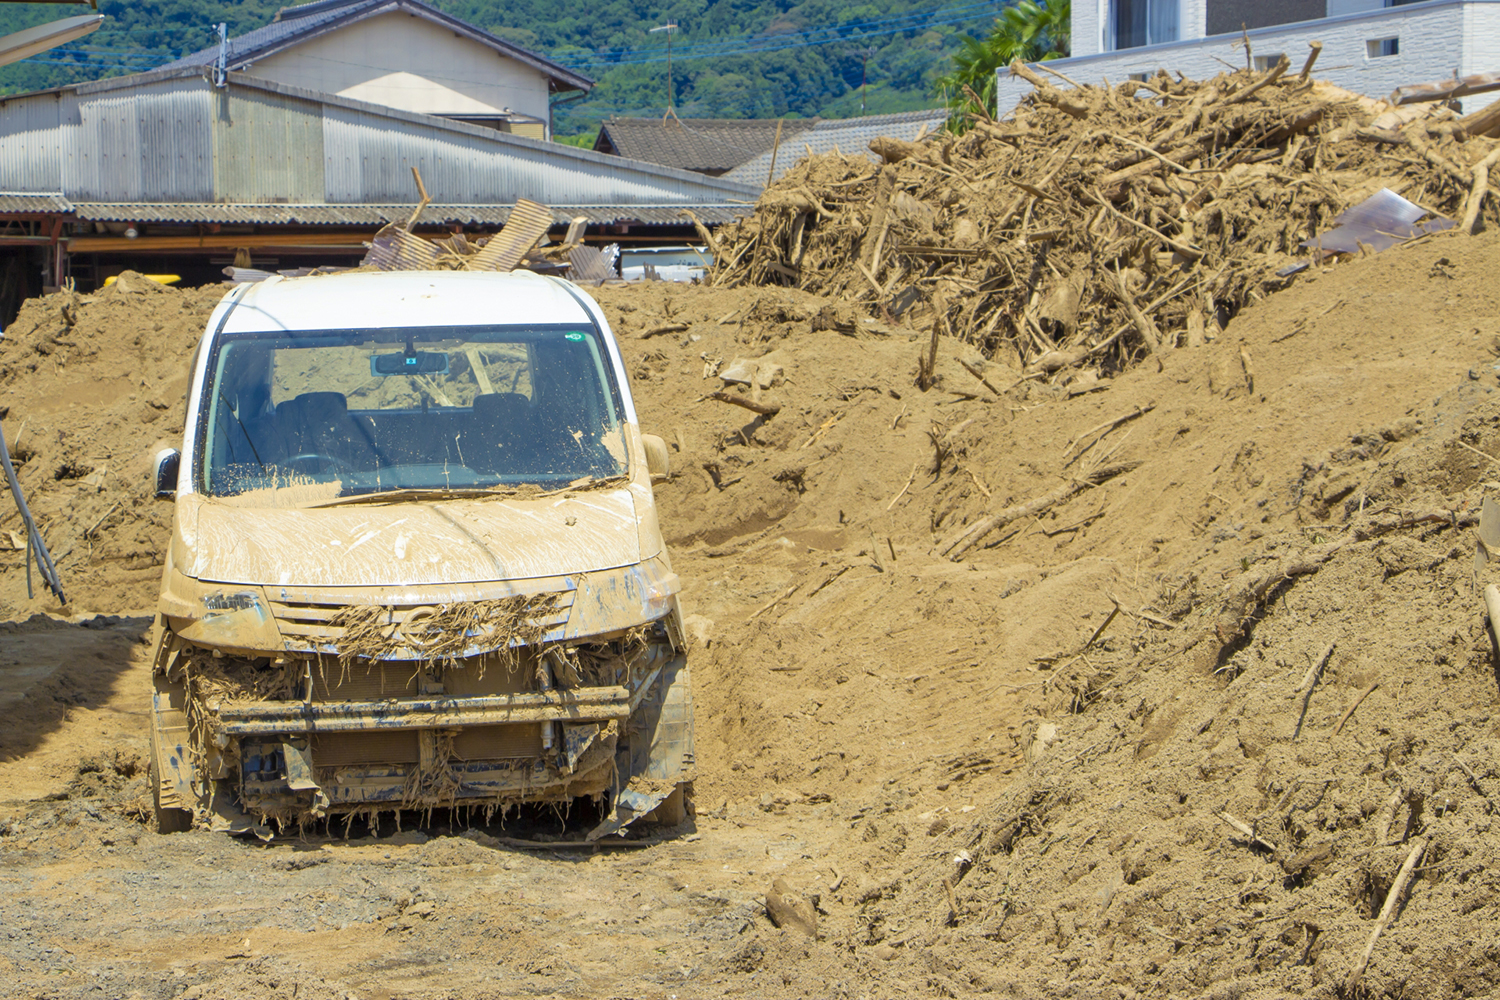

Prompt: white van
[147,270,692,838]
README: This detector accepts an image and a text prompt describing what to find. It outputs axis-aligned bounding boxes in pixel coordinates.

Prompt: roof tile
[595,117,819,173]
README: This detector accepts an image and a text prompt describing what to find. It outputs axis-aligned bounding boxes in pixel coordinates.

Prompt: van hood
[178,488,645,588]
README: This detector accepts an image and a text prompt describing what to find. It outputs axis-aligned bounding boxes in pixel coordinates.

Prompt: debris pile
[709,60,1500,377]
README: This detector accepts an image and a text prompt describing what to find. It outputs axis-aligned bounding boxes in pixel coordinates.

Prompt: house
[722,109,951,186]
[0,66,756,311]
[161,0,593,139]
[997,0,1500,114]
[593,117,819,176]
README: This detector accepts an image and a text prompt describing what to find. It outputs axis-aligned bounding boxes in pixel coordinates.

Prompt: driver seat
[465,392,536,473]
[276,392,375,469]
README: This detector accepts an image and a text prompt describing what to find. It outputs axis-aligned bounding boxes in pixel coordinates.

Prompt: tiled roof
[159,0,592,92]
[594,117,819,173]
[0,193,72,214]
[723,109,950,186]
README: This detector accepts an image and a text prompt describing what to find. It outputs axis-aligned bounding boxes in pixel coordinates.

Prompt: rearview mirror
[370,351,449,376]
[641,434,670,484]
[154,448,180,500]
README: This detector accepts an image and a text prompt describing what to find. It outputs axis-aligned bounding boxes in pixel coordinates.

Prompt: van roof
[216,270,594,334]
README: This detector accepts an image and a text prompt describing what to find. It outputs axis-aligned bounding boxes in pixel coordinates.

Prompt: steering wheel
[282,453,357,476]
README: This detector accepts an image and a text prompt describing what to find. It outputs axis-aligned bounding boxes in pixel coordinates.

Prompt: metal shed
[0,66,758,305]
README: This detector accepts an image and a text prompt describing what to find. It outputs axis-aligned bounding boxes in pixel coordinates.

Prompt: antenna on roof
[649,22,679,123]
[212,23,228,88]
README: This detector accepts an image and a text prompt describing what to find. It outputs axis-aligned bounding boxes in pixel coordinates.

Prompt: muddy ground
[2,231,1500,999]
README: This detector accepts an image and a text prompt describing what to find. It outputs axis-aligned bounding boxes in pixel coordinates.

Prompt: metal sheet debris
[1300,188,1454,255]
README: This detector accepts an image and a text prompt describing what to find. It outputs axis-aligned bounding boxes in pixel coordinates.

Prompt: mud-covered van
[146,270,693,838]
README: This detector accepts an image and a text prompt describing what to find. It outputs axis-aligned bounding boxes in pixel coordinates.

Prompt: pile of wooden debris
[707,57,1500,378]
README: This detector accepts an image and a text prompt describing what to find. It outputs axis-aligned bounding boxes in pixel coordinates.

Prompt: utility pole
[650,22,679,118]
[848,46,877,115]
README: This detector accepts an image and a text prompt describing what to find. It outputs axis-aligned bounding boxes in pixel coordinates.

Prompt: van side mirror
[640,434,670,484]
[154,449,180,500]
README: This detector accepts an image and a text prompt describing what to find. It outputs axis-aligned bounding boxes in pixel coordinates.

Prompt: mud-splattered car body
[147,271,692,838]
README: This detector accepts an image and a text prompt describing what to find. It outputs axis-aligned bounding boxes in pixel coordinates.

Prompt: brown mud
[1,224,1499,997]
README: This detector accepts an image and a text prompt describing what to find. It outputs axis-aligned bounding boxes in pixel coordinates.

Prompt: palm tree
[936,0,1070,125]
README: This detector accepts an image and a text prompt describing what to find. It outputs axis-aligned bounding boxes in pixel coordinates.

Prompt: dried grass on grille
[329,595,562,676]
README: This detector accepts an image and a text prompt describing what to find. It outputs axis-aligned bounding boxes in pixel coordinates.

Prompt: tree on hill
[935,0,1070,127]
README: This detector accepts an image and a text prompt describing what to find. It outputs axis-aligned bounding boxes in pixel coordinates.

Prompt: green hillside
[0,0,1001,136]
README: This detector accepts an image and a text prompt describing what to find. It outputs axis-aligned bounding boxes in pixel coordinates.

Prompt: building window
[1253,54,1286,71]
[1109,0,1180,51]
[1366,36,1399,58]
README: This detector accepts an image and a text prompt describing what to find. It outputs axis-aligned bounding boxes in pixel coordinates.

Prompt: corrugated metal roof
[723,109,950,186]
[159,0,592,92]
[0,70,759,212]
[0,193,72,213]
[67,202,751,226]
[595,117,818,173]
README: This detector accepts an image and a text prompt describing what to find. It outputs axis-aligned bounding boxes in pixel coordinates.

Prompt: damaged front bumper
[151,603,695,840]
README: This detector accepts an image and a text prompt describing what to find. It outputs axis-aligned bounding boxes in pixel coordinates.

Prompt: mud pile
[2,224,1500,997]
[632,230,1500,998]
[0,273,226,616]
[709,64,1500,384]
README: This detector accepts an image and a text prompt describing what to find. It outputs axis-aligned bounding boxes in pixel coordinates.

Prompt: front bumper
[216,686,631,736]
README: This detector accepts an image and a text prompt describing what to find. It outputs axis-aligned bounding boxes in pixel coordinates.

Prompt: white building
[997,0,1500,113]
[160,0,593,140]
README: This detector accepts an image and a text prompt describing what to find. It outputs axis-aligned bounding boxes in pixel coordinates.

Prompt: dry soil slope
[1,234,1499,997]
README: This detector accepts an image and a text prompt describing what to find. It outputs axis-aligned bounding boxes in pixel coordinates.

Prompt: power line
[563,1,1005,67]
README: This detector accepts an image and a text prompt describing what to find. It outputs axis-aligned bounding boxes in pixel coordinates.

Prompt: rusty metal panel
[72,90,142,200]
[135,85,214,201]
[0,93,67,194]
[65,81,214,202]
[212,86,324,203]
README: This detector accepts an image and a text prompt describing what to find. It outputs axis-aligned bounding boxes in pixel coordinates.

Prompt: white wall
[247,12,551,127]
[1005,0,1498,114]
[1075,0,1105,57]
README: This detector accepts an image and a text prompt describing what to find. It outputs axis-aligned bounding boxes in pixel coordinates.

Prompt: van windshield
[195,324,628,499]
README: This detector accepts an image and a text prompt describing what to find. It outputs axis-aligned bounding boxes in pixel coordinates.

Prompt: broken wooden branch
[1484,583,1500,654]
[1083,598,1121,650]
[1333,681,1379,735]
[1009,60,1090,119]
[404,166,431,231]
[1238,343,1255,394]
[1347,837,1428,991]
[1109,271,1166,353]
[959,359,1006,397]
[1459,96,1500,139]
[1297,41,1323,83]
[887,461,919,510]
[749,583,800,621]
[1461,146,1500,235]
[1094,194,1204,264]
[939,461,1142,560]
[1293,641,1335,740]
[1216,810,1280,855]
[641,323,690,339]
[1224,54,1289,106]
[707,391,781,417]
[1062,403,1155,460]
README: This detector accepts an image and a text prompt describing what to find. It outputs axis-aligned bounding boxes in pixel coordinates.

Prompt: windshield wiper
[308,475,632,508]
[310,486,518,508]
